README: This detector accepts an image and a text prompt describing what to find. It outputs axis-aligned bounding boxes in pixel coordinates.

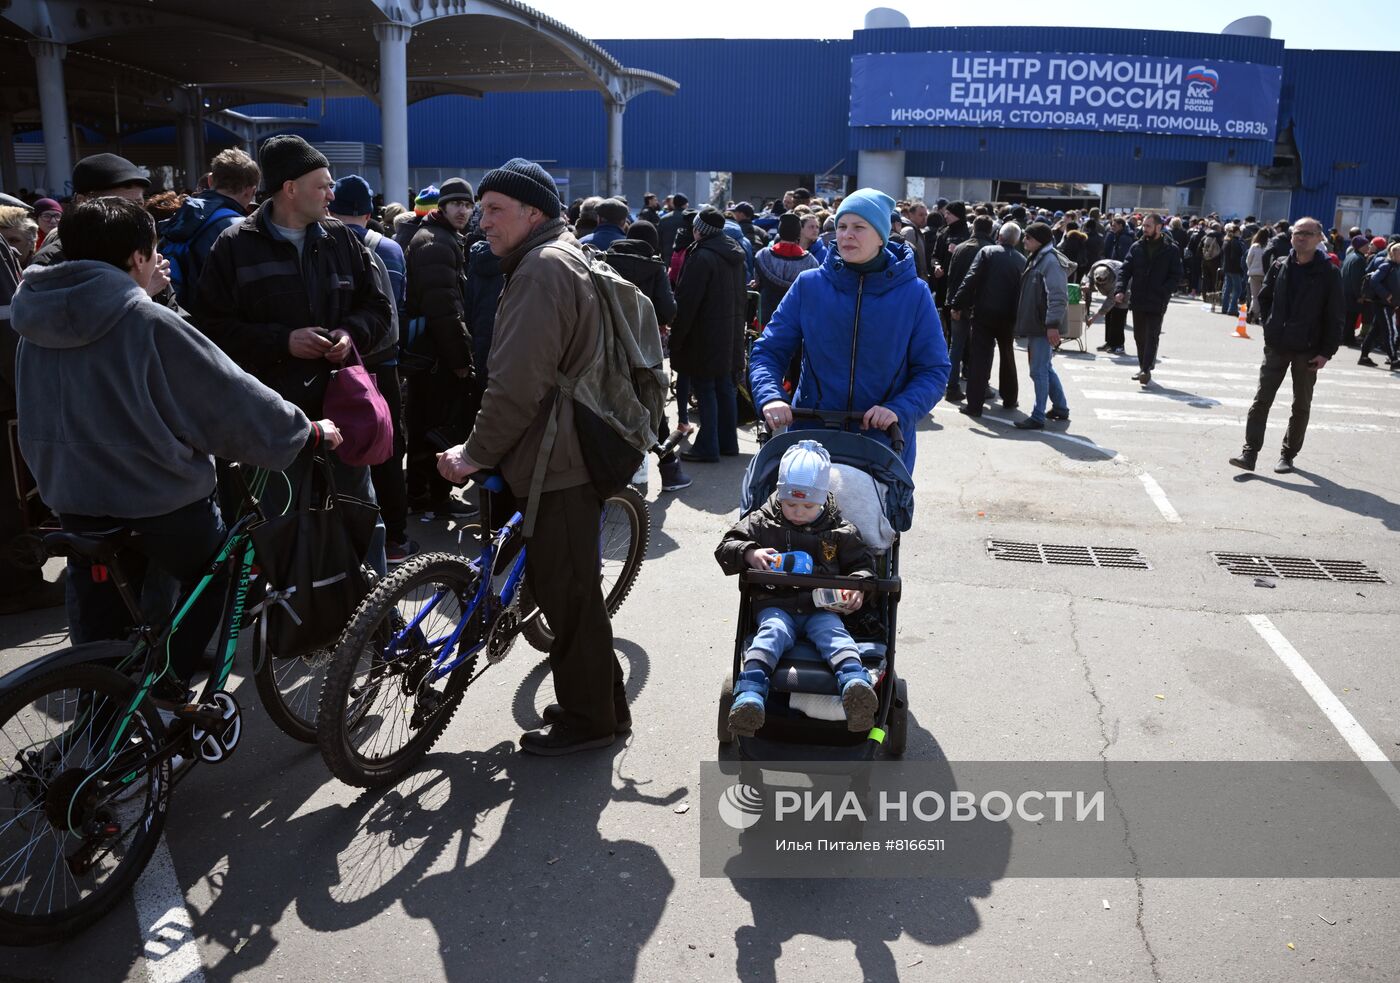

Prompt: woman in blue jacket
[749,189,950,471]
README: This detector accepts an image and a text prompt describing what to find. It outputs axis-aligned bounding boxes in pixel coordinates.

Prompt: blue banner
[850,52,1282,140]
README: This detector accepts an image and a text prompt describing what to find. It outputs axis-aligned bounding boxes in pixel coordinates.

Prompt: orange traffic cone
[1234,302,1250,339]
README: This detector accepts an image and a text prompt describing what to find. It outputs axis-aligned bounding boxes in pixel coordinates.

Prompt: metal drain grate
[1211,552,1388,584]
[986,540,1152,570]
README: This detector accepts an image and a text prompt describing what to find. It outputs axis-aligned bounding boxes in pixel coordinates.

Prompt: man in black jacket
[198,133,392,572]
[943,215,995,401]
[657,192,690,267]
[931,201,970,313]
[1114,214,1184,387]
[1229,218,1343,474]
[1102,216,1134,262]
[403,176,477,518]
[951,221,1026,415]
[672,207,747,462]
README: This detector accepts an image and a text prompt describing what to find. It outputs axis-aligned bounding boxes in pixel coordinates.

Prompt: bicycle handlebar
[787,407,905,454]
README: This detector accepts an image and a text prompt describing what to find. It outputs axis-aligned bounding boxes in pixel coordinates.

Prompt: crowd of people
[2,137,1398,748]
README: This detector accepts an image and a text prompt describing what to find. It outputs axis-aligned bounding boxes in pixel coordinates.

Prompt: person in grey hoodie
[11,197,342,696]
[753,212,820,326]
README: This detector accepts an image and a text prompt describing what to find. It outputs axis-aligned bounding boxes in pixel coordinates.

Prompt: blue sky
[525,1,1398,52]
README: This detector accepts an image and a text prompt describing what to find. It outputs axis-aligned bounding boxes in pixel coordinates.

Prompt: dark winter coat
[950,243,1027,322]
[1341,248,1370,309]
[657,210,689,266]
[671,233,748,378]
[1102,227,1134,262]
[605,239,677,326]
[463,238,504,377]
[196,200,392,415]
[1115,236,1184,315]
[715,493,874,614]
[946,234,994,305]
[405,210,473,374]
[1258,251,1344,358]
[1222,236,1246,278]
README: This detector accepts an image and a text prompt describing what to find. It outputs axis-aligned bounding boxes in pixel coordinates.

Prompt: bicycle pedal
[190,691,242,764]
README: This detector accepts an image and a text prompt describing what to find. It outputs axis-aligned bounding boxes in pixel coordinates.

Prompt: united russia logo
[1184,65,1219,109]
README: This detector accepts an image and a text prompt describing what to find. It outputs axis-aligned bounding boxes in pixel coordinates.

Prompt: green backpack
[523,240,667,535]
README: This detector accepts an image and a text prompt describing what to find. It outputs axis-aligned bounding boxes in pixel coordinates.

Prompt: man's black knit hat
[695,206,726,232]
[437,177,474,205]
[1024,222,1055,247]
[777,212,802,242]
[260,135,329,193]
[477,158,561,218]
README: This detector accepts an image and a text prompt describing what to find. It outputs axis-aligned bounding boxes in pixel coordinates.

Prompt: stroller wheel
[717,671,735,745]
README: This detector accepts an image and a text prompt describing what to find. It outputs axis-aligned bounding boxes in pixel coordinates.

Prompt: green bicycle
[0,458,357,945]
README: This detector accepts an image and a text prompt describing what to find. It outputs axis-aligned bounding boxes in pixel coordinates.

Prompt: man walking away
[1115,213,1183,387]
[943,215,995,402]
[1340,236,1372,348]
[437,158,626,755]
[951,220,1025,416]
[657,192,690,267]
[1229,217,1343,474]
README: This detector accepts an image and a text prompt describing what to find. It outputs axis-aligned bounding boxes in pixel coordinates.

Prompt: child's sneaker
[836,662,878,732]
[728,668,770,737]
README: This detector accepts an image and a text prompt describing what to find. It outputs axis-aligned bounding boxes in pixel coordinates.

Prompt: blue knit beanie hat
[777,440,832,503]
[329,174,373,216]
[835,188,896,244]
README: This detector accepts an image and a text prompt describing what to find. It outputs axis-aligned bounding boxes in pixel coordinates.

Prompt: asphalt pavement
[2,296,1398,982]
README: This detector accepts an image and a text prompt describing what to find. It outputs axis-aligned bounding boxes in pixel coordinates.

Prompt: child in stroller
[714,439,878,737]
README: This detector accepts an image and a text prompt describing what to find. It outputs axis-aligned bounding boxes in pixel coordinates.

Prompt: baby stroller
[717,409,914,760]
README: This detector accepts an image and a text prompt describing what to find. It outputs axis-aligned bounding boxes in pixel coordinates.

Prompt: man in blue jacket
[158,148,259,308]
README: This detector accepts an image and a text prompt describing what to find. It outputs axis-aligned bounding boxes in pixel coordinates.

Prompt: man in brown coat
[437,158,626,755]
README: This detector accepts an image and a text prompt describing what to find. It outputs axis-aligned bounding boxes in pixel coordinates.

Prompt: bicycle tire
[317,553,477,788]
[250,565,380,744]
[521,486,650,652]
[0,663,170,946]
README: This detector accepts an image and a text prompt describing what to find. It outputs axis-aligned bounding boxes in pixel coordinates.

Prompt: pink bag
[322,342,394,467]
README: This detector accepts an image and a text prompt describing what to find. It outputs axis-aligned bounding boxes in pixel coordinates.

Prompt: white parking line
[1075,356,1386,379]
[1247,615,1400,813]
[1062,367,1399,392]
[1093,409,1400,434]
[1080,390,1400,418]
[1137,473,1181,523]
[133,838,206,983]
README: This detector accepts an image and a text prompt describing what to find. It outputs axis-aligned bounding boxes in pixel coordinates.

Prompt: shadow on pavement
[1236,466,1400,532]
[510,635,652,734]
[965,412,1120,463]
[724,711,1008,982]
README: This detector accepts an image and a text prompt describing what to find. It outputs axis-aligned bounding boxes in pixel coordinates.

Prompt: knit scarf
[847,251,889,275]
[772,241,807,258]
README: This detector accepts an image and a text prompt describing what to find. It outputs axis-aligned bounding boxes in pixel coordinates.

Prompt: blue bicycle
[315,475,648,787]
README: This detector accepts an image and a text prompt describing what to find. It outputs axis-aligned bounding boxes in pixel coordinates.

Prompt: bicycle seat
[44,529,132,562]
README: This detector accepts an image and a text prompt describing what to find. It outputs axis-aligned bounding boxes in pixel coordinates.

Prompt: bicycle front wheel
[317,553,478,788]
[0,663,170,946]
[521,485,650,652]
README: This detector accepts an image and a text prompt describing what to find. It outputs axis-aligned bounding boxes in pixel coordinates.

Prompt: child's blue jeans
[748,606,860,671]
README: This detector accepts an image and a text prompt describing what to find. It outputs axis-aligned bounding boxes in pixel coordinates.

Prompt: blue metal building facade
[232,29,1400,226]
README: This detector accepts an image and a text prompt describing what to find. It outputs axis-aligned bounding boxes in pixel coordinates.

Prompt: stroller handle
[789,407,905,454]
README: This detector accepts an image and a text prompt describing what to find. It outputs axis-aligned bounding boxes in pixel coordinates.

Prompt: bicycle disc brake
[189,691,242,763]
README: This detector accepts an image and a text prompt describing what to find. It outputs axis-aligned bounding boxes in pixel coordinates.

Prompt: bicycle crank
[189,691,242,764]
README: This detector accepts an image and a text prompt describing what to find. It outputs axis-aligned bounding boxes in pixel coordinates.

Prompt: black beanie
[627,219,660,255]
[259,135,329,194]
[945,200,967,220]
[437,177,474,205]
[477,157,561,218]
[777,212,802,242]
[1024,222,1055,247]
[695,206,726,233]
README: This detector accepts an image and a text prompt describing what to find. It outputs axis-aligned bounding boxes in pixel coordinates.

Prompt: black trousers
[369,364,408,544]
[1244,347,1319,459]
[1131,310,1165,374]
[61,494,227,681]
[404,368,468,506]
[1104,306,1128,349]
[965,317,1018,411]
[525,484,623,736]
